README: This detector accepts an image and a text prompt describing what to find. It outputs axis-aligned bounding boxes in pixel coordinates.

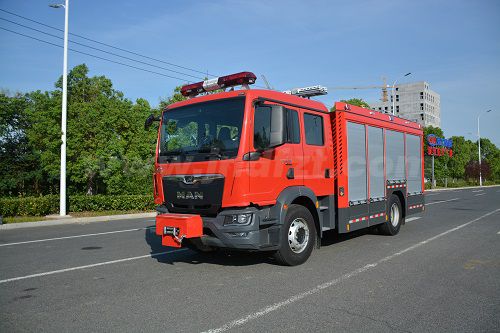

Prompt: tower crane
[329,77,390,102]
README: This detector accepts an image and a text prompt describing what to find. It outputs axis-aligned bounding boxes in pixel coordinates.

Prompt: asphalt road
[1,187,499,333]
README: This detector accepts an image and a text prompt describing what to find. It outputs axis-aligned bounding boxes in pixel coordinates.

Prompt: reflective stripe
[409,204,424,209]
[348,216,368,224]
[350,211,387,224]
[386,184,407,189]
[369,212,386,219]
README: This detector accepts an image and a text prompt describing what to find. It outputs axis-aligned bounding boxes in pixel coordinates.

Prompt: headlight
[224,213,252,226]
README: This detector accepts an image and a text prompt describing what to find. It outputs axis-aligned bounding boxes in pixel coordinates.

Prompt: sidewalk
[0,212,156,230]
[426,184,500,192]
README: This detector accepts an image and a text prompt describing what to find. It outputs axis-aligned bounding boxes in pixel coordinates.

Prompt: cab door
[248,104,303,205]
[301,111,332,196]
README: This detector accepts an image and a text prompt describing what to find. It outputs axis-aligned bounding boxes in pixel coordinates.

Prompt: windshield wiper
[193,148,226,160]
[161,148,190,162]
[162,149,184,156]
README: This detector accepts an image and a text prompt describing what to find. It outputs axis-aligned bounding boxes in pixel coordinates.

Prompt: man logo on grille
[176,191,204,200]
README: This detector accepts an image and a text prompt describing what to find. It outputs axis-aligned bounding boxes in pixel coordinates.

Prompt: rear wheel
[379,194,403,235]
[274,204,316,266]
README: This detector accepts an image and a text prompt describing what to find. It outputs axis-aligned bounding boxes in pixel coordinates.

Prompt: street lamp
[392,72,411,115]
[477,109,492,186]
[50,0,69,216]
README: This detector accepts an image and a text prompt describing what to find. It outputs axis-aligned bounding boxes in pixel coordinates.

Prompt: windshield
[159,97,245,163]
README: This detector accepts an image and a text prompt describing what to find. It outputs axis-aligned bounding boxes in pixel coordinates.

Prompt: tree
[447,136,475,180]
[340,98,371,108]
[24,64,156,195]
[159,85,187,109]
[478,138,500,181]
[465,160,491,181]
[0,92,43,195]
[423,126,450,183]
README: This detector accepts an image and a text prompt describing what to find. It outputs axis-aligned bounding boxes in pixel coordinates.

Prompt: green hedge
[0,195,154,217]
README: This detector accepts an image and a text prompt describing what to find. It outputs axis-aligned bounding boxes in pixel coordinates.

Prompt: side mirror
[144,114,159,130]
[269,105,286,148]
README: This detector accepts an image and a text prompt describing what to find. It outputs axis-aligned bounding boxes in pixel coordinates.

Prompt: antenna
[261,74,274,90]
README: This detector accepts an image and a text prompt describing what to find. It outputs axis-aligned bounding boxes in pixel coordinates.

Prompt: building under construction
[369,81,441,128]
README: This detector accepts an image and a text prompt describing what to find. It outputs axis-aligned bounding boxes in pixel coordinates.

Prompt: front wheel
[274,204,316,266]
[378,194,403,235]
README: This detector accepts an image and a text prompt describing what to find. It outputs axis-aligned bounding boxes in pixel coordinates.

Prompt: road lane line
[425,193,439,196]
[472,190,483,193]
[405,217,421,222]
[0,227,155,247]
[474,193,486,196]
[0,249,188,284]
[426,198,460,205]
[202,208,500,333]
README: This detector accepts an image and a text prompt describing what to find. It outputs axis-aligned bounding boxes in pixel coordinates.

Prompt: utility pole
[50,0,69,216]
[477,109,492,186]
[431,155,435,189]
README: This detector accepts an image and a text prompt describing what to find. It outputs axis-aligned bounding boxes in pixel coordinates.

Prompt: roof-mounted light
[180,71,257,97]
[283,85,328,98]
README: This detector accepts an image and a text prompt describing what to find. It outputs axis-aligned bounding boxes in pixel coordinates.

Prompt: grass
[1,210,153,224]
[70,210,150,217]
[425,180,500,190]
[2,216,50,224]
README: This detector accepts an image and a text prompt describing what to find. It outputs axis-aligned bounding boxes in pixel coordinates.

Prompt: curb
[426,184,500,192]
[0,212,156,231]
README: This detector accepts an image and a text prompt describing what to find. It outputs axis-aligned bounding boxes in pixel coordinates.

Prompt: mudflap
[155,213,203,248]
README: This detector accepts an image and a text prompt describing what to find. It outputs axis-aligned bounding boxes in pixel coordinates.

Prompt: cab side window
[286,109,300,144]
[304,113,324,146]
[253,105,272,150]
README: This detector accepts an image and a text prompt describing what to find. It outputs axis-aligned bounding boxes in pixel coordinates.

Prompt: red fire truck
[146,72,424,266]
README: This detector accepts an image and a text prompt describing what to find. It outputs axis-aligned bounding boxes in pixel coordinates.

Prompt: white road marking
[426,198,460,205]
[0,227,155,247]
[0,249,188,284]
[474,193,486,197]
[202,208,500,333]
[405,217,422,222]
[472,190,483,193]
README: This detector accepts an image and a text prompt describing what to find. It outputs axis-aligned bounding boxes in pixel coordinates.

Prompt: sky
[1,0,499,145]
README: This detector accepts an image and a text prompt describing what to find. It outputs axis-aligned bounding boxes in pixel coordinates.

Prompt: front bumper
[156,205,281,251]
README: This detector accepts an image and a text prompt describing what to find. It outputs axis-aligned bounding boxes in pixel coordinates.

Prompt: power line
[0,16,204,80]
[0,26,191,82]
[0,8,271,90]
[0,8,215,77]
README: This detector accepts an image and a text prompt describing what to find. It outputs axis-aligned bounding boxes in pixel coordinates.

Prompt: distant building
[369,81,440,127]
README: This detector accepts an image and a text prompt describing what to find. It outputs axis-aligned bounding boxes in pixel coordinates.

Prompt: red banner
[427,146,453,157]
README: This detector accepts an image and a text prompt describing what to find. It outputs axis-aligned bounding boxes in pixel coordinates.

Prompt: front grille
[162,174,225,216]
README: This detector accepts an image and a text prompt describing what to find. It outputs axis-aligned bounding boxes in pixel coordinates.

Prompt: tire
[274,204,316,266]
[379,194,403,236]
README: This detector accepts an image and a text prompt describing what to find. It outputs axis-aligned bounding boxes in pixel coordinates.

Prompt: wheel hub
[390,203,400,227]
[288,218,310,254]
